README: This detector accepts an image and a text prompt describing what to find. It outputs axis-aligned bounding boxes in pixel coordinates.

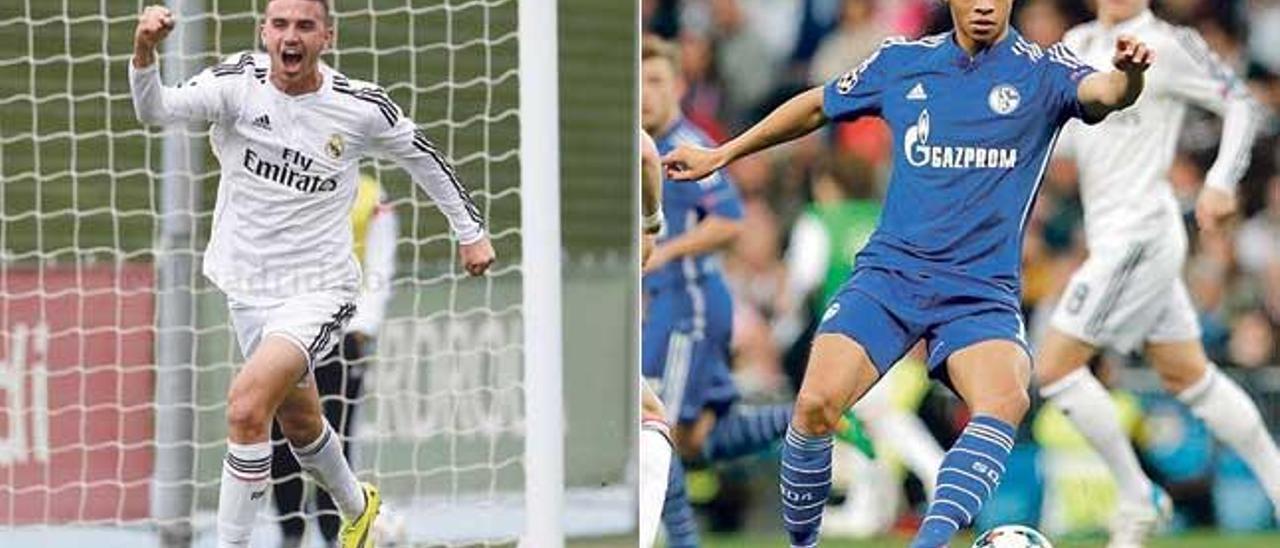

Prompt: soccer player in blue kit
[663,1,1153,546]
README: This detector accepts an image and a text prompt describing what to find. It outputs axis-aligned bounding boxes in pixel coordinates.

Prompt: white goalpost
[0,0,632,546]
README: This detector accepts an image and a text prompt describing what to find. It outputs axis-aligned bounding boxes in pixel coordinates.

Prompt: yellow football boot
[340,482,381,548]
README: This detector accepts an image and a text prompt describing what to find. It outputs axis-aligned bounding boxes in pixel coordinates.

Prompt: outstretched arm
[373,114,494,276]
[663,87,827,181]
[640,130,664,228]
[1077,35,1154,122]
[129,5,232,125]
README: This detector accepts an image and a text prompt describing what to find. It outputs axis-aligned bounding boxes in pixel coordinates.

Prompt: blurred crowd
[643,0,1280,393]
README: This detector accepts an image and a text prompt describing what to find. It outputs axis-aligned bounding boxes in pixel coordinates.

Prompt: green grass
[700,530,1280,547]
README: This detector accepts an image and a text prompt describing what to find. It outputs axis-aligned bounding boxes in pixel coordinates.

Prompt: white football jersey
[1060,10,1256,247]
[129,52,484,304]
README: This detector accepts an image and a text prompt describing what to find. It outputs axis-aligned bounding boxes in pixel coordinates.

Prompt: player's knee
[276,406,324,445]
[225,394,270,438]
[1155,360,1206,395]
[973,389,1030,425]
[792,390,840,436]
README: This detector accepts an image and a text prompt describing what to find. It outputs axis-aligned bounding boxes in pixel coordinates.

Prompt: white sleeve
[348,206,399,336]
[128,57,240,126]
[1054,119,1079,161]
[784,214,830,302]
[369,105,486,244]
[1164,28,1259,191]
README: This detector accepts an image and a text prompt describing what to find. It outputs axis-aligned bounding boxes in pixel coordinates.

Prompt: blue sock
[662,457,699,547]
[702,404,792,461]
[779,426,833,548]
[911,414,1016,548]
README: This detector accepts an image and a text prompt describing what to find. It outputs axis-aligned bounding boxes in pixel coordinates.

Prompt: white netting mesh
[0,1,531,545]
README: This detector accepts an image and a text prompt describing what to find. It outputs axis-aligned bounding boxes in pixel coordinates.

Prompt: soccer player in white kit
[1035,1,1280,546]
[129,2,494,546]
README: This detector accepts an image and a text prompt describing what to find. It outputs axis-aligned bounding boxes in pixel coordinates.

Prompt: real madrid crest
[326,133,345,159]
[988,84,1020,115]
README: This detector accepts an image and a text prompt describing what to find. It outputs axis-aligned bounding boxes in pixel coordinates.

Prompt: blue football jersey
[824,30,1096,307]
[644,118,744,293]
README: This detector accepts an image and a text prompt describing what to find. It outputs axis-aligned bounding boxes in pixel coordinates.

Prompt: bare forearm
[722,87,827,164]
[640,132,663,216]
[1080,70,1144,121]
[133,45,156,69]
[656,217,741,260]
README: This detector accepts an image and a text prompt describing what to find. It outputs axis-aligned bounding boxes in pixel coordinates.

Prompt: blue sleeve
[697,170,743,221]
[822,40,896,122]
[1043,42,1099,123]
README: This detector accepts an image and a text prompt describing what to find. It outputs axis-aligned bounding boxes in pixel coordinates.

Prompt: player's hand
[135,6,175,51]
[642,244,674,274]
[662,144,727,182]
[1112,35,1154,74]
[642,234,656,265]
[459,237,496,277]
[1196,187,1238,235]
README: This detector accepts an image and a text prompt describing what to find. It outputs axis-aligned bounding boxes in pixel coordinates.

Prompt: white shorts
[228,289,357,376]
[1049,238,1200,354]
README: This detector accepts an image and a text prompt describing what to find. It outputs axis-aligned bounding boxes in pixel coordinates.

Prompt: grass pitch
[697,530,1280,547]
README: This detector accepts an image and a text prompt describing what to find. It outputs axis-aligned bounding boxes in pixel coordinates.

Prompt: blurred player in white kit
[1036,1,1280,546]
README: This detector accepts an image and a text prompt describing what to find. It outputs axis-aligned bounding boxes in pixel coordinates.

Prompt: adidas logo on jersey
[906,82,928,101]
[251,114,271,131]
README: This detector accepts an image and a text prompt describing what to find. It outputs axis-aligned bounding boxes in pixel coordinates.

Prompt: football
[972,524,1054,548]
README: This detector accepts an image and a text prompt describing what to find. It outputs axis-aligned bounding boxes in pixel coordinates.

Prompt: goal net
[0,0,632,546]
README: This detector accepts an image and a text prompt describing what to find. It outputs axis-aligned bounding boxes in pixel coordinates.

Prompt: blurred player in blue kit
[663,0,1154,545]
[642,35,803,547]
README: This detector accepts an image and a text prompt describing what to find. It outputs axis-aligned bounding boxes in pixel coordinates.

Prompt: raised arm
[371,112,493,276]
[129,5,233,126]
[662,87,827,181]
[1076,35,1154,123]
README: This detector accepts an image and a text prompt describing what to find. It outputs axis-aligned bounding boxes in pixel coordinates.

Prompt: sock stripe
[784,427,833,451]
[937,484,982,507]
[780,476,832,489]
[969,416,1016,437]
[922,514,961,530]
[781,497,826,511]
[934,498,974,523]
[965,425,1014,451]
[939,467,993,496]
[783,512,823,525]
[780,459,833,475]
[223,464,270,482]
[967,422,1014,445]
[225,454,271,474]
[293,426,333,458]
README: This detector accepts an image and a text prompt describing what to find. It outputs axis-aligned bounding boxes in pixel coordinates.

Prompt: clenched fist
[133,5,175,68]
[459,237,496,277]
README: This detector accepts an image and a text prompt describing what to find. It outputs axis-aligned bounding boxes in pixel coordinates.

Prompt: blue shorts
[815,267,1029,381]
[642,279,737,425]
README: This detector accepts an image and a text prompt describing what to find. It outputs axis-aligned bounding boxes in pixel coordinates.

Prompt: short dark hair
[267,0,333,26]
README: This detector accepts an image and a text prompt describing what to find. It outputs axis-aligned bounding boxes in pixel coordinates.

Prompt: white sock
[639,418,672,548]
[1041,367,1154,505]
[292,423,366,520]
[1178,363,1280,506]
[217,440,272,547]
